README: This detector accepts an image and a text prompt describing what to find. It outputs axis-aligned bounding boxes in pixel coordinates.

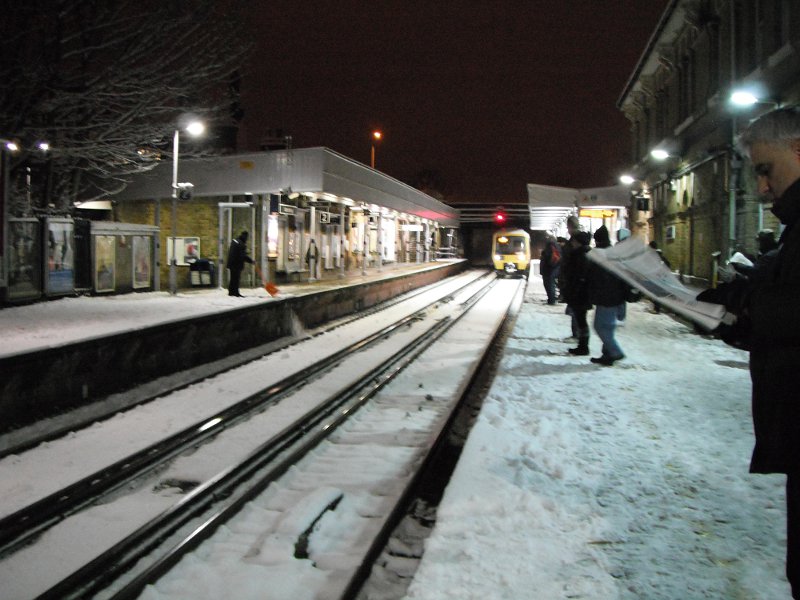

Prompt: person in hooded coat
[587,225,628,365]
[539,235,561,305]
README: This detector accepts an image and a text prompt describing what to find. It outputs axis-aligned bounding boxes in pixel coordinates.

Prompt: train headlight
[494,254,502,261]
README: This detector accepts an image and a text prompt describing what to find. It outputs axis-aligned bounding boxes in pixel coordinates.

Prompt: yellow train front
[491,229,531,277]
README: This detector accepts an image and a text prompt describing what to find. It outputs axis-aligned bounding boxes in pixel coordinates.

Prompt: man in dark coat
[707,106,800,597]
[226,231,254,297]
[563,230,592,355]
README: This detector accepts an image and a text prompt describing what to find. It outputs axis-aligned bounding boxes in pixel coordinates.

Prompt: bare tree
[0,0,250,215]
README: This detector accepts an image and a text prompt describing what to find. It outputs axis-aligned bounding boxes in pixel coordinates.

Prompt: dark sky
[237,1,669,203]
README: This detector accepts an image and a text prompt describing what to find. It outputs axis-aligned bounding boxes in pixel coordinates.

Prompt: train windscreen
[495,236,526,254]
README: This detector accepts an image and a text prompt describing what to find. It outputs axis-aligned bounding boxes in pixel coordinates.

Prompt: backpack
[549,243,561,266]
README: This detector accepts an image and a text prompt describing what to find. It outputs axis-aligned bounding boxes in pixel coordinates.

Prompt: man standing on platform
[226,231,253,297]
[711,106,800,597]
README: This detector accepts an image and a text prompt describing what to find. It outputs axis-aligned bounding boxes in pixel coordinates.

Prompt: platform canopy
[527,183,631,231]
[111,147,459,227]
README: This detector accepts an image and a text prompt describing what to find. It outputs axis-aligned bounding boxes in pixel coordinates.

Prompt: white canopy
[527,183,631,231]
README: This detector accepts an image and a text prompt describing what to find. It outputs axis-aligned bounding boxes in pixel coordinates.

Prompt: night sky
[237,1,669,203]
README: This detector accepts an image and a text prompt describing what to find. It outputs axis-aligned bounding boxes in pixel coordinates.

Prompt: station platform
[0,260,467,449]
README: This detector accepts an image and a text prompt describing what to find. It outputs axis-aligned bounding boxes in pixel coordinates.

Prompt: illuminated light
[37,141,50,151]
[650,149,670,161]
[198,417,222,432]
[5,141,19,152]
[186,121,205,136]
[620,174,636,185]
[494,212,507,224]
[730,91,759,106]
[373,130,382,141]
[494,254,502,261]
[498,236,509,243]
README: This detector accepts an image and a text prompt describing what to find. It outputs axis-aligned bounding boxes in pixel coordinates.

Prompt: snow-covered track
[19,277,524,600]
[0,273,491,559]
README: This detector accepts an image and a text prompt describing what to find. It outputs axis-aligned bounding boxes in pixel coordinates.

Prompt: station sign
[279,203,295,216]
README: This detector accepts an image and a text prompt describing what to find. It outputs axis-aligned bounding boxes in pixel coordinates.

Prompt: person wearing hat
[226,231,254,297]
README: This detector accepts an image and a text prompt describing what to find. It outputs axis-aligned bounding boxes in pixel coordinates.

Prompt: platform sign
[319,211,331,224]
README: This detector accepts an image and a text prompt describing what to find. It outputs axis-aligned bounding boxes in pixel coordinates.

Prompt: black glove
[712,316,752,351]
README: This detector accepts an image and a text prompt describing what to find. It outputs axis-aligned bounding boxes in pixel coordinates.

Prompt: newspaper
[586,237,726,331]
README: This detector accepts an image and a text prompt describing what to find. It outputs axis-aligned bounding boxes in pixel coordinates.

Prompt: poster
[132,235,151,289]
[166,236,200,266]
[45,219,75,295]
[95,235,115,292]
[7,218,42,300]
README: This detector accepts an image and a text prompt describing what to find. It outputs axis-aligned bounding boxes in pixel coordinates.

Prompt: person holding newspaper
[699,106,800,598]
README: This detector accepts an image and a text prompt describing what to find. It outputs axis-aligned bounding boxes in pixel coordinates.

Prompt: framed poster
[7,218,42,301]
[94,235,115,292]
[166,236,200,266]
[132,235,152,289]
[45,218,75,296]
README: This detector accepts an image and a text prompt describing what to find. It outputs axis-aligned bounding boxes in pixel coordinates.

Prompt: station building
[5,147,459,301]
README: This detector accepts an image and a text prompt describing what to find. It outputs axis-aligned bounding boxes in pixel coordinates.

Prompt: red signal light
[494,212,506,224]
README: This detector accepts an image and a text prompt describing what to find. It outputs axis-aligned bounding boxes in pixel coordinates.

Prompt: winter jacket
[540,240,561,276]
[746,178,800,474]
[227,237,253,272]
[563,244,591,310]
[588,262,628,307]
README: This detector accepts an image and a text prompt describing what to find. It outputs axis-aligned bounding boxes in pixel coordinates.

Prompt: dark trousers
[571,307,589,338]
[542,269,559,304]
[788,474,800,597]
[228,268,242,295]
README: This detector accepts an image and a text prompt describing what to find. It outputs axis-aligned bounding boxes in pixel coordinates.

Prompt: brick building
[617,0,800,282]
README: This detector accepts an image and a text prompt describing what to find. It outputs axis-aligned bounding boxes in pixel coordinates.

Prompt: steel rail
[0,272,491,558]
[37,278,498,600]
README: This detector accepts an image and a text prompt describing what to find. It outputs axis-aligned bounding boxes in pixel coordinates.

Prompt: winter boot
[568,336,589,356]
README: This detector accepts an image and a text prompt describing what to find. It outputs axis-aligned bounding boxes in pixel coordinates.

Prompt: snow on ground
[0,270,792,599]
[403,276,790,600]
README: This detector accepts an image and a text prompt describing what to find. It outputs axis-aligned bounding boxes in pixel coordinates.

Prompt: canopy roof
[527,183,631,231]
[112,147,459,227]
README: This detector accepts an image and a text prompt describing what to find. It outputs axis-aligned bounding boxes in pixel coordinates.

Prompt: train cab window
[496,236,526,254]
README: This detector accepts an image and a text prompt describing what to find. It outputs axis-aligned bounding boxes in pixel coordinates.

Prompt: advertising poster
[95,235,116,292]
[7,218,42,301]
[45,219,75,295]
[132,235,151,289]
[166,236,200,266]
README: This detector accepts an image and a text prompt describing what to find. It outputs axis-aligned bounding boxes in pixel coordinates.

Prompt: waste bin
[189,259,215,286]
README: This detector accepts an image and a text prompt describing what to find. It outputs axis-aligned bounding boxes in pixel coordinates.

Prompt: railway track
[0,272,524,600]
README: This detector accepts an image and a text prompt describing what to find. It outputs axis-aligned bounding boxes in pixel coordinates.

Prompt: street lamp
[729,90,780,109]
[371,130,382,169]
[169,119,205,295]
[650,148,681,161]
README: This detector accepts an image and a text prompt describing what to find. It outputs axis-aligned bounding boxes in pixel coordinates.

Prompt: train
[491,229,531,277]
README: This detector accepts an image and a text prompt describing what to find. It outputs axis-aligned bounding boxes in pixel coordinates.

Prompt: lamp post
[169,120,205,295]
[370,130,382,169]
